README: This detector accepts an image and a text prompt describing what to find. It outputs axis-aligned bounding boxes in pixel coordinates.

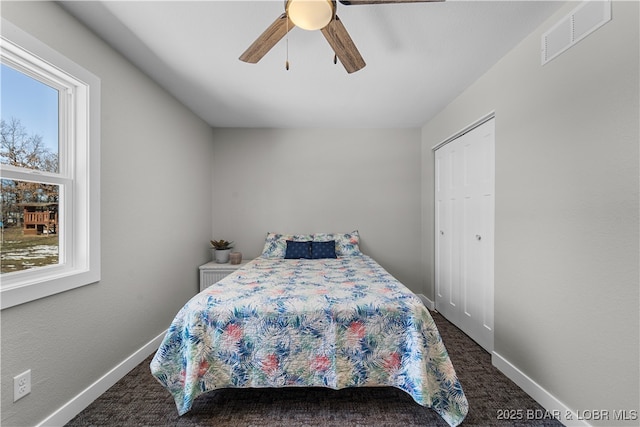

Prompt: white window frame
[1,19,100,309]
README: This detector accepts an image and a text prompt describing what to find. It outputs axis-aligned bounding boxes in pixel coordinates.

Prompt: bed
[150,232,468,427]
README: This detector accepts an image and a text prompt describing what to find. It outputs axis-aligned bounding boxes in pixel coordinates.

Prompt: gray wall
[0,2,214,426]
[421,1,639,424]
[211,128,424,292]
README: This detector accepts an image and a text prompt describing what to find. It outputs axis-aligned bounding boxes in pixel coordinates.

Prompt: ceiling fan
[239,0,443,74]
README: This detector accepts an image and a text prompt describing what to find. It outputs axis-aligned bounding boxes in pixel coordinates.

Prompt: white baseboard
[37,330,166,427]
[492,352,590,427]
[418,293,435,311]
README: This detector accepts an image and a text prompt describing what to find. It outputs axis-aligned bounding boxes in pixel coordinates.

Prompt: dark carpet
[66,311,562,426]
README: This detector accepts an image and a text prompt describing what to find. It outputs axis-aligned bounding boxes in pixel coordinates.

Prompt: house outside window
[0,19,100,309]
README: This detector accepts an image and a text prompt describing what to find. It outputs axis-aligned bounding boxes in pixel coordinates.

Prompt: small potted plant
[210,239,234,263]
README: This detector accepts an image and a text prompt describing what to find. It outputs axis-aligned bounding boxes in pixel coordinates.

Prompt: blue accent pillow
[284,240,312,259]
[311,240,337,259]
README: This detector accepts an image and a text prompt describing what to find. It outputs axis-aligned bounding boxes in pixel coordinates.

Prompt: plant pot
[214,249,231,264]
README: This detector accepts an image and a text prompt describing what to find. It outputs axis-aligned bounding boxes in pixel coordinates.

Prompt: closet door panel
[434,117,494,353]
[435,146,455,322]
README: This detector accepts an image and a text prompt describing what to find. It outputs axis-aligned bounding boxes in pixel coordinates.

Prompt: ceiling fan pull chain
[332,13,337,65]
[285,18,290,70]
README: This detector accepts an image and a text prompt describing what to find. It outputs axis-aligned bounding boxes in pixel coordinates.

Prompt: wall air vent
[542,0,611,65]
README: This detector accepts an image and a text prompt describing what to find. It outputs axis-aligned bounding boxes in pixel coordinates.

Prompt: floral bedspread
[150,256,468,426]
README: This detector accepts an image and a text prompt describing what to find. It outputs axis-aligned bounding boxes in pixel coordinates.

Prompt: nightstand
[199,260,249,292]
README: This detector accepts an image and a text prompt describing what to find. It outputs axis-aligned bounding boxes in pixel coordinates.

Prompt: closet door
[435,118,494,353]
[435,141,460,324]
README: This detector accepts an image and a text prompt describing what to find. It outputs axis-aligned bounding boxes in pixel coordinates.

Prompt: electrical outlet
[13,370,31,402]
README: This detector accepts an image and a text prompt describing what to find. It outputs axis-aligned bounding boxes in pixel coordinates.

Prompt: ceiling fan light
[287,0,334,31]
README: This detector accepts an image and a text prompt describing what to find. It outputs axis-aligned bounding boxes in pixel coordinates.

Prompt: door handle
[475,234,482,241]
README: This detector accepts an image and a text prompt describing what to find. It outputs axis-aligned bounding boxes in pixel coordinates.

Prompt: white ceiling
[60,0,565,128]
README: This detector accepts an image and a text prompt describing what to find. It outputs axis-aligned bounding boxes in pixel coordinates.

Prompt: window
[1,19,100,309]
[1,63,60,273]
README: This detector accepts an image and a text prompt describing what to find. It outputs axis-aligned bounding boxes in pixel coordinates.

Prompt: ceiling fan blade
[339,0,443,5]
[320,15,366,74]
[239,13,294,64]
